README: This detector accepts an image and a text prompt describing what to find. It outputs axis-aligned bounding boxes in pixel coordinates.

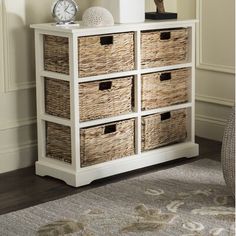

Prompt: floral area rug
[0,158,235,236]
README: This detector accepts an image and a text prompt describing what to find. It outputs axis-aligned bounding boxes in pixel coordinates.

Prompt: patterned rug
[0,158,235,236]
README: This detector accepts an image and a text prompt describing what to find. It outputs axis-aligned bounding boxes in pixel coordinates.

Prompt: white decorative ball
[82,7,114,27]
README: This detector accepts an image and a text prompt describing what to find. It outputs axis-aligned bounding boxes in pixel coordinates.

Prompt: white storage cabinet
[31,20,199,187]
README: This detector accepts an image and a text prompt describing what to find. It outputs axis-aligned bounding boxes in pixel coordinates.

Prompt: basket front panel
[45,78,70,119]
[46,122,72,163]
[78,32,135,77]
[141,114,162,151]
[79,77,133,121]
[141,68,190,110]
[80,119,135,167]
[142,109,187,151]
[44,35,69,75]
[141,28,190,69]
[158,109,187,146]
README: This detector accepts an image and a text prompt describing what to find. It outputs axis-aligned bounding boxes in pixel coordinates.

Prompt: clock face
[52,0,78,24]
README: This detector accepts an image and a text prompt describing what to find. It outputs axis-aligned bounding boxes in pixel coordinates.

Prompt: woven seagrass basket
[78,32,135,77]
[46,121,72,163]
[44,35,69,75]
[141,28,190,68]
[45,77,133,121]
[79,77,133,121]
[43,32,135,77]
[45,78,70,119]
[80,119,135,167]
[141,68,190,110]
[142,109,187,151]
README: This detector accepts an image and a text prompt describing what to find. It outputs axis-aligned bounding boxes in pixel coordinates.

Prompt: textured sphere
[82,7,114,27]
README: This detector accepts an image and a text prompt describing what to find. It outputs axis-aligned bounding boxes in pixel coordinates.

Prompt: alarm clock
[52,0,79,25]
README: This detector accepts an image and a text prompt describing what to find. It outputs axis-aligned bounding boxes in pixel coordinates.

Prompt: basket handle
[160,72,171,81]
[99,81,112,90]
[104,124,117,134]
[100,36,114,45]
[160,32,171,40]
[161,112,171,121]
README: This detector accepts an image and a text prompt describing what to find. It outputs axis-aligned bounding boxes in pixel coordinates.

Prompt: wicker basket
[80,119,135,167]
[45,77,133,121]
[78,32,135,77]
[46,121,72,163]
[141,68,190,110]
[45,78,70,119]
[142,109,187,151]
[44,35,69,75]
[80,77,133,121]
[141,28,190,68]
[43,32,135,77]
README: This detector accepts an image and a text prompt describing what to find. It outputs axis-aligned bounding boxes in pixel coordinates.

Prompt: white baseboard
[0,142,37,174]
[196,114,226,142]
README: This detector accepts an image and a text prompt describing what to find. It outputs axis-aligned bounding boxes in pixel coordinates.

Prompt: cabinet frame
[32,20,199,187]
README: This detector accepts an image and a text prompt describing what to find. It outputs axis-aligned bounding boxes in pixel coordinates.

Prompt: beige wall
[178,0,235,141]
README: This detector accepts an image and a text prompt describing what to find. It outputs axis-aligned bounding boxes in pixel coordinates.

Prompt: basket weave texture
[80,77,133,121]
[43,33,135,77]
[78,32,135,77]
[44,35,69,75]
[45,77,133,121]
[142,68,190,110]
[221,107,235,197]
[45,78,70,119]
[142,109,187,151]
[141,28,190,68]
[46,122,71,163]
[80,119,135,167]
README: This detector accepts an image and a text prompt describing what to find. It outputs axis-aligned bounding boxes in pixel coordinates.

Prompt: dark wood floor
[0,137,222,215]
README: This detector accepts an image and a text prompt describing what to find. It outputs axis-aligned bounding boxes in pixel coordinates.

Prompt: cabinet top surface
[30,19,197,34]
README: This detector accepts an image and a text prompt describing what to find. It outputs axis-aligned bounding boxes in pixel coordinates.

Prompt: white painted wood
[40,114,71,127]
[35,31,45,166]
[33,20,199,187]
[79,112,138,129]
[135,30,142,155]
[41,71,71,82]
[191,24,196,142]
[36,155,74,171]
[31,20,197,34]
[70,34,80,171]
[141,103,192,116]
[78,70,138,83]
[36,161,77,186]
[141,63,193,74]
[36,142,199,187]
